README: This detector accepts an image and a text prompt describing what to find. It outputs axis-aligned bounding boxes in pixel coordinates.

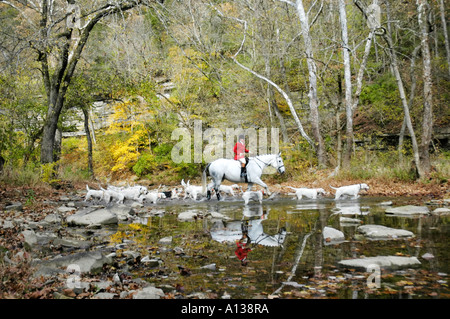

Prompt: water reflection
[121,196,449,298]
[332,200,370,216]
[210,204,287,247]
[295,202,327,211]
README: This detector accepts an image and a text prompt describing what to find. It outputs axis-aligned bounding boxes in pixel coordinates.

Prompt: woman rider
[233,135,250,179]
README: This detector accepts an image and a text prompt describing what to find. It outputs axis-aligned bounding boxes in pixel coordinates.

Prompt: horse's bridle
[253,155,284,173]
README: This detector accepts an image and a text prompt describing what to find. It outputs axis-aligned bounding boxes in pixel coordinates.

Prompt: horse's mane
[250,153,278,158]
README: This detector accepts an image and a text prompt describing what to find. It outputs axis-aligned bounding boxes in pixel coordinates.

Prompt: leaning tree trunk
[438,0,450,77]
[399,45,420,161]
[353,0,423,178]
[382,34,423,177]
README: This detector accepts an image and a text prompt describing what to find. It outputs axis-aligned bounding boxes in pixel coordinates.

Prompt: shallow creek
[109,195,449,299]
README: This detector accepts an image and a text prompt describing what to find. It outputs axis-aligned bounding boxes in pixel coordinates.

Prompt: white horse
[202,153,285,200]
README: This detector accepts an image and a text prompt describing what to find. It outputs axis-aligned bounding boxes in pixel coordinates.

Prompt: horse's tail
[202,163,211,195]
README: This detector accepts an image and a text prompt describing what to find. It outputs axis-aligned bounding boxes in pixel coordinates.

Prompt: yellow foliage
[104,100,155,173]
[40,162,60,184]
[110,127,148,172]
[128,223,147,232]
[109,231,130,244]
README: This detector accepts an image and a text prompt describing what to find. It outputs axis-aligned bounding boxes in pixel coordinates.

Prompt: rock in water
[421,253,434,260]
[323,226,345,244]
[357,224,414,239]
[338,256,421,270]
[432,207,450,216]
[178,211,198,221]
[385,205,429,216]
[66,208,118,226]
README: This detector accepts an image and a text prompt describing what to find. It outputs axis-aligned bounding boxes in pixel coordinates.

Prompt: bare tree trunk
[336,74,343,170]
[54,128,62,163]
[382,35,423,177]
[399,45,421,161]
[417,0,434,176]
[338,0,353,168]
[336,110,343,169]
[352,29,375,112]
[82,108,94,179]
[337,0,375,170]
[294,0,326,167]
[439,0,450,77]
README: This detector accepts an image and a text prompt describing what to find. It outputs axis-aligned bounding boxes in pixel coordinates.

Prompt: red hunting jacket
[235,241,251,261]
[233,141,249,160]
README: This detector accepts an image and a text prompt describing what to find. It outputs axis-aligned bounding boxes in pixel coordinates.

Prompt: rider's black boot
[240,166,246,178]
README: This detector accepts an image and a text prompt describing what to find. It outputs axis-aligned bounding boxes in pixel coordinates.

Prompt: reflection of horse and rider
[210,206,287,266]
[235,231,251,266]
[203,134,286,264]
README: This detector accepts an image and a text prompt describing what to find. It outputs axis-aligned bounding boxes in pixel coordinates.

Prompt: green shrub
[132,152,157,177]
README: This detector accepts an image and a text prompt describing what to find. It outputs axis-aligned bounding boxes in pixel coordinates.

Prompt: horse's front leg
[213,180,221,201]
[246,183,254,192]
[206,182,214,200]
[215,186,221,200]
[252,178,271,196]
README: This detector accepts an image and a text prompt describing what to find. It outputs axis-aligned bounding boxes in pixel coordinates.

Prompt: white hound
[330,183,369,200]
[286,186,327,200]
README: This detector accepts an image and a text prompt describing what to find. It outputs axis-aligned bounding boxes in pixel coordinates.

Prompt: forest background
[0,0,448,192]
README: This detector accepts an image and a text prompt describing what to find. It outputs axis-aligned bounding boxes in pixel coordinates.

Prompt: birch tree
[335,0,376,169]
[277,0,326,167]
[338,0,353,168]
[416,0,434,176]
[438,0,450,77]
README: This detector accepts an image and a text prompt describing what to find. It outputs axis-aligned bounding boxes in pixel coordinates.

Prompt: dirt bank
[274,178,448,199]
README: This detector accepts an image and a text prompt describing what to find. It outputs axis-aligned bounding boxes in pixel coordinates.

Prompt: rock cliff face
[63,101,115,137]
[62,79,176,138]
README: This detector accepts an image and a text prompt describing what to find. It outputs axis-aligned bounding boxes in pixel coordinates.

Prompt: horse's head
[274,152,285,174]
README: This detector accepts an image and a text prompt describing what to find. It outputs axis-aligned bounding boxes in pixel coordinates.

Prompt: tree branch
[211,1,314,147]
[309,0,323,29]
[276,0,295,7]
[0,0,36,27]
[63,1,148,93]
